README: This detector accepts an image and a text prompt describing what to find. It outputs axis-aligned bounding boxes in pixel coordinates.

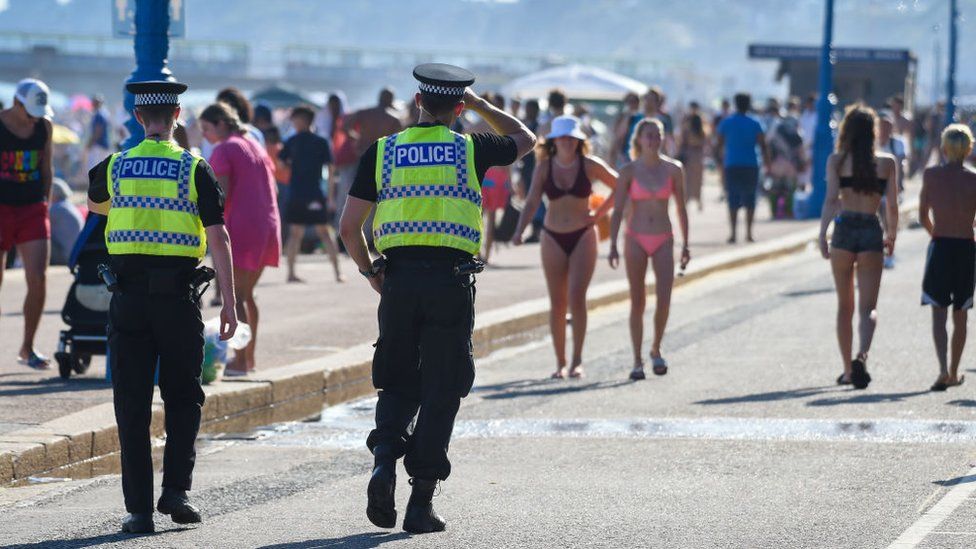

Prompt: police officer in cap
[339,64,536,533]
[88,81,238,534]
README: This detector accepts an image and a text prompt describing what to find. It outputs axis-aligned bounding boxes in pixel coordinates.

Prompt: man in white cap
[340,63,536,534]
[0,78,55,369]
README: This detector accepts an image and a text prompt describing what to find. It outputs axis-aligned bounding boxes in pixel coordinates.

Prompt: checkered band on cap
[134,93,179,106]
[107,230,200,247]
[418,82,464,96]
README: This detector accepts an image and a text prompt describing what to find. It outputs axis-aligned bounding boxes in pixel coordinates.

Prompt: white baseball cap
[14,78,54,119]
[545,115,587,141]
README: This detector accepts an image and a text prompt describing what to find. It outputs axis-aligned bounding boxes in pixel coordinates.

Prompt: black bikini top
[839,176,886,195]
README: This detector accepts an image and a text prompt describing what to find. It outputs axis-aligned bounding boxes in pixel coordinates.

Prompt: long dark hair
[687,112,704,138]
[835,103,878,193]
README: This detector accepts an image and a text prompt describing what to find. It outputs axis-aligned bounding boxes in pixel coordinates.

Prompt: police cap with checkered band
[413,63,475,97]
[126,80,188,107]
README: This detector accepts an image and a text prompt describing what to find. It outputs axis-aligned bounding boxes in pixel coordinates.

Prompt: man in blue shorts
[717,93,770,243]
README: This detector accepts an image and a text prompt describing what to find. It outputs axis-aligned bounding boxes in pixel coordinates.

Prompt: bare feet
[727,236,736,244]
[335,273,346,283]
[287,275,305,283]
[568,361,584,379]
[551,366,567,379]
[746,235,756,243]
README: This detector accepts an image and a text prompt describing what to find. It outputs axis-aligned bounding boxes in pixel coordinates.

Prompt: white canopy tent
[500,65,648,102]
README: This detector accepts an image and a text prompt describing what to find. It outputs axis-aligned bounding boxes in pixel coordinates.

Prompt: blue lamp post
[945,0,958,127]
[807,0,835,218]
[122,0,174,150]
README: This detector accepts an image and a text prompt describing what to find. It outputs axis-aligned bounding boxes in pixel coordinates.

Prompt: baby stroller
[54,214,111,379]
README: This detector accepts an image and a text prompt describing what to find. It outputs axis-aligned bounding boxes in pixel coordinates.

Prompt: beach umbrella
[501,64,648,102]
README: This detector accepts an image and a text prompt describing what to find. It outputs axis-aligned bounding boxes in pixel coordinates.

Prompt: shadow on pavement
[0,377,109,397]
[780,287,834,298]
[933,474,976,487]
[257,531,411,548]
[478,378,631,400]
[806,390,930,407]
[694,386,837,406]
[7,532,152,548]
[946,399,976,408]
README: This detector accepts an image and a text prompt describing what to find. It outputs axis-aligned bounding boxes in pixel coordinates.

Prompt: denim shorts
[830,211,883,253]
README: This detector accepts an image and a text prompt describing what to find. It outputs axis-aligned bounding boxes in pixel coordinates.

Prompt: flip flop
[223,368,249,378]
[568,365,584,379]
[18,351,51,371]
[836,373,852,385]
[550,368,567,379]
[629,366,646,381]
[931,380,948,392]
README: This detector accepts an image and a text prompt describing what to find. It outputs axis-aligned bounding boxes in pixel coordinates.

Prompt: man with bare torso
[919,124,976,391]
[343,89,403,246]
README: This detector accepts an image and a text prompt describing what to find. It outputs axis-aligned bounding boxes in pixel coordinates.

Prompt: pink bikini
[627,176,674,257]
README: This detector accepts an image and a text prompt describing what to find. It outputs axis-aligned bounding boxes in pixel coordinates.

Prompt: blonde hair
[942,123,974,163]
[630,117,665,160]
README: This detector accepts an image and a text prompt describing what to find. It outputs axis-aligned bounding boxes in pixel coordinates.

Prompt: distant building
[749,44,917,110]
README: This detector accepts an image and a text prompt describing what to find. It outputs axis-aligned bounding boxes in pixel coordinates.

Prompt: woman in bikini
[819,104,898,390]
[513,115,618,379]
[609,118,690,380]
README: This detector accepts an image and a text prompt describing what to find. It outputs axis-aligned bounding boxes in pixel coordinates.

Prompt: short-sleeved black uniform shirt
[88,148,225,271]
[349,123,518,261]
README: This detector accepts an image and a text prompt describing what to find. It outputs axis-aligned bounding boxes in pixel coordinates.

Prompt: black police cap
[126,80,188,107]
[413,63,475,97]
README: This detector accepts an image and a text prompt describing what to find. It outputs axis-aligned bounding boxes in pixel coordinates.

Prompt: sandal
[651,355,668,376]
[629,365,646,381]
[550,367,567,379]
[223,368,249,378]
[836,373,852,385]
[568,363,584,379]
[850,356,871,390]
[18,351,51,371]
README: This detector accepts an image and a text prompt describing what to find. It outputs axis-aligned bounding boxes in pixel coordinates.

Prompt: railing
[0,32,248,65]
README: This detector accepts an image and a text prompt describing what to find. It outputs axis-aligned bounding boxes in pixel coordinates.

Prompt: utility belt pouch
[188,266,215,303]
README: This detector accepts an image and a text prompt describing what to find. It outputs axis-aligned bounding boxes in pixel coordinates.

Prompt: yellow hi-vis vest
[372,125,482,255]
[105,139,207,258]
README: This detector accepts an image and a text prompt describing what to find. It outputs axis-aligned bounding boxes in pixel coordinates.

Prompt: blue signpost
[807,0,835,219]
[121,0,175,150]
[945,0,958,127]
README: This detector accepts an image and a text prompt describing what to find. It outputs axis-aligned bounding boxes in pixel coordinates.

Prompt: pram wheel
[55,352,72,380]
[73,354,92,375]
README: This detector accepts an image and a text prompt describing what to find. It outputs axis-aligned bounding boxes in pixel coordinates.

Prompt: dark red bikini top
[544,156,592,200]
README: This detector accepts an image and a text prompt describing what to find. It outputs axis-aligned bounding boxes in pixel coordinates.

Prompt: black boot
[367,450,397,528]
[121,513,154,533]
[157,488,202,524]
[402,478,446,534]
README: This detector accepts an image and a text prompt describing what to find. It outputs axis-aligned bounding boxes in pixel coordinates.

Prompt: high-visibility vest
[372,125,482,255]
[105,139,206,258]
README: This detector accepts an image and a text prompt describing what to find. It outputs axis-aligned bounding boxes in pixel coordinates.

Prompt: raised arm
[512,155,546,245]
[463,88,536,159]
[818,154,841,259]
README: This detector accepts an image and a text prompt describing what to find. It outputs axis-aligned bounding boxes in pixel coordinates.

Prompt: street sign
[748,44,911,63]
[112,0,185,38]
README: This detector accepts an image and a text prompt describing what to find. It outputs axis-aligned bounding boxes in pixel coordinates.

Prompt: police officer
[87,81,238,534]
[339,64,536,534]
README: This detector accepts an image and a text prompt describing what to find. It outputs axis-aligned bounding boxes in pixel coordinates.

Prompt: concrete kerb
[0,200,918,486]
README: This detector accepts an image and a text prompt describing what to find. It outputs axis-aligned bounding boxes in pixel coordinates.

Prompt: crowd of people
[1,74,974,389]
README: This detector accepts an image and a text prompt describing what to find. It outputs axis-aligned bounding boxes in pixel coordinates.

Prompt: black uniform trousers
[366,258,476,481]
[108,270,205,514]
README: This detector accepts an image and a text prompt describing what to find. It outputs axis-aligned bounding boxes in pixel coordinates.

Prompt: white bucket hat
[545,115,587,140]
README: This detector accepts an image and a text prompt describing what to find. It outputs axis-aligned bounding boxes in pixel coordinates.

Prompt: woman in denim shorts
[818,104,899,389]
